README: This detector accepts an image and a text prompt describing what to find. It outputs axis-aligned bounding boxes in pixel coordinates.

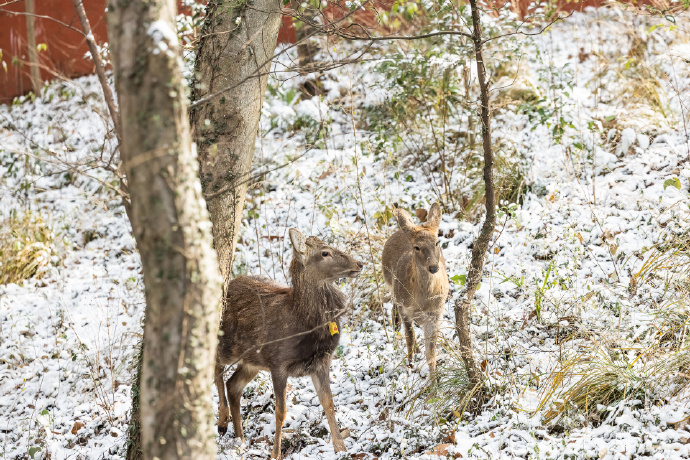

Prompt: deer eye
[414,246,420,251]
[322,251,330,257]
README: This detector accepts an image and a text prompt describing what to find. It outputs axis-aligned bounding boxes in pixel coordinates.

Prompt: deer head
[395,203,443,274]
[288,228,364,282]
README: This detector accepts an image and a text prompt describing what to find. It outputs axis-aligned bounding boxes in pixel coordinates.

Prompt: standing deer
[215,228,363,458]
[382,203,449,379]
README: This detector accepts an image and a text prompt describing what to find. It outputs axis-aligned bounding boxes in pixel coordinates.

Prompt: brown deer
[382,203,449,380]
[215,228,363,458]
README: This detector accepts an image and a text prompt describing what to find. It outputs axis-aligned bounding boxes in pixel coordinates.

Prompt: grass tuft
[537,345,690,428]
[0,211,56,285]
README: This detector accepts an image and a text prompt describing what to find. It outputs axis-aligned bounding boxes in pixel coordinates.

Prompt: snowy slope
[2,7,690,460]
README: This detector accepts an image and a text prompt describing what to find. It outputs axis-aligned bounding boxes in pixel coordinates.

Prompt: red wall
[0,0,108,104]
[0,0,652,104]
[0,1,298,104]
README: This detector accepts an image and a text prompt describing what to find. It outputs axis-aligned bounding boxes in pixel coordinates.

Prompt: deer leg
[215,362,230,435]
[312,365,346,453]
[227,364,258,443]
[423,316,441,382]
[270,372,288,459]
[401,316,418,368]
[392,303,401,331]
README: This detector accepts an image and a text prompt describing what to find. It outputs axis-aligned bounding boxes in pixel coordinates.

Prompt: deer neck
[292,275,346,326]
[411,260,442,295]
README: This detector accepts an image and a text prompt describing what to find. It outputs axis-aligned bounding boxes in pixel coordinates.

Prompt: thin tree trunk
[72,0,121,144]
[108,1,222,459]
[454,0,495,389]
[290,0,322,96]
[24,0,42,93]
[190,0,283,283]
[71,0,132,221]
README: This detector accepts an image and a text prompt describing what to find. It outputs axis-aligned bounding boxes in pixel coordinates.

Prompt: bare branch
[71,0,122,144]
[0,7,86,35]
[481,11,572,44]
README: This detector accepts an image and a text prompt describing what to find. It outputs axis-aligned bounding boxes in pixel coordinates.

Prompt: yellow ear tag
[328,322,339,336]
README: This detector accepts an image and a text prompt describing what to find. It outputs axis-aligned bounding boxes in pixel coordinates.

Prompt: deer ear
[395,208,416,233]
[427,202,442,228]
[289,228,307,255]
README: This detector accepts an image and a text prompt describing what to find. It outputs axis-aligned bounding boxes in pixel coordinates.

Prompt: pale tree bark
[454,0,494,391]
[25,0,42,93]
[108,1,222,459]
[190,0,283,283]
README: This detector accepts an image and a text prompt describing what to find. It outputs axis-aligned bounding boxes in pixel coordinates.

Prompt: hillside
[1,7,689,460]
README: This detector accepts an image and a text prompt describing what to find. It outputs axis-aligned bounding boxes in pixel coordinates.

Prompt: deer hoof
[217,426,227,436]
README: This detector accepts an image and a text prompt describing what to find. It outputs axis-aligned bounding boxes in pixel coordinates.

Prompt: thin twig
[71,0,122,143]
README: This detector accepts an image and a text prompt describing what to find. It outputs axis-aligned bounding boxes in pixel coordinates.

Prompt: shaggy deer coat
[215,229,363,458]
[382,203,449,379]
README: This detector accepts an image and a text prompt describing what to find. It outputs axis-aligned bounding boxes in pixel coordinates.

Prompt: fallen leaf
[425,443,462,458]
[601,229,614,242]
[71,421,84,435]
[316,167,335,180]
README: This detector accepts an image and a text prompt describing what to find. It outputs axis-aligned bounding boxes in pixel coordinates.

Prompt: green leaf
[604,115,617,122]
[29,446,42,459]
[451,274,467,286]
[648,23,663,34]
[663,177,681,190]
[41,409,49,416]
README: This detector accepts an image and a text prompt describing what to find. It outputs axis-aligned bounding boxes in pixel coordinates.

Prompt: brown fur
[382,203,449,379]
[215,228,363,458]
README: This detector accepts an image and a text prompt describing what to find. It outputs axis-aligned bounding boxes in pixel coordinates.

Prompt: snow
[147,19,178,56]
[1,6,690,460]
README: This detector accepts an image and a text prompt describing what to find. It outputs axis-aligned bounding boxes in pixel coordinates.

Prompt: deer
[215,228,363,458]
[382,202,449,380]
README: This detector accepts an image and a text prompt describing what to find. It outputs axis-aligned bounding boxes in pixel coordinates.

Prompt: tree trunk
[108,1,222,459]
[190,0,283,283]
[24,0,42,93]
[454,0,495,389]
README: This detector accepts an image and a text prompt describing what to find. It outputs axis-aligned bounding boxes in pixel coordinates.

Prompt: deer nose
[428,265,439,274]
[357,261,364,269]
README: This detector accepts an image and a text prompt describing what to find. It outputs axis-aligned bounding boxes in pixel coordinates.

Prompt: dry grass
[536,344,690,427]
[536,230,690,428]
[405,337,473,423]
[0,211,55,285]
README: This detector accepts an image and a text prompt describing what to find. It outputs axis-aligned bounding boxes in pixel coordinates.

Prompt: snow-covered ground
[1,7,689,460]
